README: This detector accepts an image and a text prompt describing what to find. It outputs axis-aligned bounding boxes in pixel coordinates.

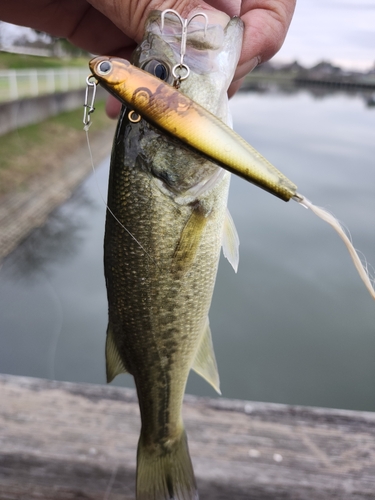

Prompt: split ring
[172,63,190,82]
[128,110,142,123]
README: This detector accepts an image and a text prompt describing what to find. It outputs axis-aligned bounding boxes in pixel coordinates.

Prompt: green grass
[0,99,113,195]
[0,52,88,70]
[50,98,112,130]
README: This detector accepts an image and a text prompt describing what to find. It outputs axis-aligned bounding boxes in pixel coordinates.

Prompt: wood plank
[0,374,374,499]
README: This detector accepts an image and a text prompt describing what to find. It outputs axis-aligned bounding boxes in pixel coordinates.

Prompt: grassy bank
[0,52,87,69]
[0,99,113,197]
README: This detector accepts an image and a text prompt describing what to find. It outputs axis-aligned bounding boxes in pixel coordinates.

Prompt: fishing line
[84,75,374,296]
[103,465,118,500]
[43,274,64,380]
[85,128,159,267]
[294,194,375,300]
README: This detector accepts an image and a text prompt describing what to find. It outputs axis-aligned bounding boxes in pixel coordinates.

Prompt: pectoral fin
[172,205,208,274]
[192,319,221,394]
[222,208,239,273]
[105,324,128,383]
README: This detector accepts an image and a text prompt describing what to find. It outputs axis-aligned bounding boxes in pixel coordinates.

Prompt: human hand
[0,0,296,116]
[89,0,296,116]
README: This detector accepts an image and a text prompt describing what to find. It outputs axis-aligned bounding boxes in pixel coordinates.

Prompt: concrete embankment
[0,87,107,136]
[0,124,115,261]
[0,90,115,262]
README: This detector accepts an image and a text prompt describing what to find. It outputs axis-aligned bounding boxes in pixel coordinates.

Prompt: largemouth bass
[100,11,243,500]
[90,39,298,202]
[90,27,375,305]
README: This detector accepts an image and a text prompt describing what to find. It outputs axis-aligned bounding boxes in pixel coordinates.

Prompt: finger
[204,0,241,17]
[0,0,134,54]
[228,77,245,98]
[235,0,296,80]
[233,56,260,83]
[87,0,222,42]
[106,95,122,119]
[67,5,135,55]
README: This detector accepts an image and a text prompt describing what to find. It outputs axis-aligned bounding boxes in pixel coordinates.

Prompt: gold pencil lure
[89,55,375,302]
[89,56,298,201]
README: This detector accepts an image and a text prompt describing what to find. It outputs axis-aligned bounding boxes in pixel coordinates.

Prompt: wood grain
[0,374,374,499]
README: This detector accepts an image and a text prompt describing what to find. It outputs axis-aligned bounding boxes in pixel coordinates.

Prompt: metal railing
[0,67,89,102]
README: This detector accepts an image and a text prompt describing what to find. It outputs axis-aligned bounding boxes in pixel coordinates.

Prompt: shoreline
[0,125,115,262]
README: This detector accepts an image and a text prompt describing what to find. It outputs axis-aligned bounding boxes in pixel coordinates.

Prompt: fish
[89,41,298,202]
[90,21,375,306]
[88,9,375,500]
[94,10,244,500]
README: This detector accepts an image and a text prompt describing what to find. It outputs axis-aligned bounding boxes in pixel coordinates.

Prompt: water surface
[0,86,374,411]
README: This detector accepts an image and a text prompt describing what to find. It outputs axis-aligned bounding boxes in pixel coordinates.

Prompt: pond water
[0,85,374,411]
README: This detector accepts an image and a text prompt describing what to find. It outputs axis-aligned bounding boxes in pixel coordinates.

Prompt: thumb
[88,0,219,43]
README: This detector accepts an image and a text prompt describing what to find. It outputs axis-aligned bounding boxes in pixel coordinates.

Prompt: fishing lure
[85,55,375,301]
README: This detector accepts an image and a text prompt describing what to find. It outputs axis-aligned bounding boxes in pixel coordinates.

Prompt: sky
[0,22,40,47]
[274,0,375,70]
[0,0,374,71]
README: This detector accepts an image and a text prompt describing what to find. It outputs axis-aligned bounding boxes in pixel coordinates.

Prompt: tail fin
[136,429,198,500]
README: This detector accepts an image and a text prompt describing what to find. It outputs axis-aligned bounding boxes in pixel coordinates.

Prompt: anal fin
[192,319,221,394]
[105,324,128,383]
[222,208,239,273]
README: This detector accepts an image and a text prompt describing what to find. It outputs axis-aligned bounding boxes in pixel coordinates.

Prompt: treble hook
[161,9,208,87]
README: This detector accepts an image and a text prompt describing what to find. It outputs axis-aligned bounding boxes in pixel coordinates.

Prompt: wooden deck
[0,374,374,499]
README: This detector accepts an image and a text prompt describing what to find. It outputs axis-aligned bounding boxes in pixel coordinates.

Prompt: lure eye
[143,60,169,81]
[97,61,112,75]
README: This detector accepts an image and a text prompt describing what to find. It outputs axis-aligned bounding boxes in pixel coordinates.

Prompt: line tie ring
[172,63,190,82]
[128,110,142,123]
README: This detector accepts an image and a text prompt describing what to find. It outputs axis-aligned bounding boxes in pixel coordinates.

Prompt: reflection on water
[0,166,109,384]
[0,86,374,411]
[2,187,94,281]
[241,80,375,108]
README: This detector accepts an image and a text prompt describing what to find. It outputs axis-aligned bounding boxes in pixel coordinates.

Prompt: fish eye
[154,63,168,81]
[97,61,112,75]
[142,60,169,81]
